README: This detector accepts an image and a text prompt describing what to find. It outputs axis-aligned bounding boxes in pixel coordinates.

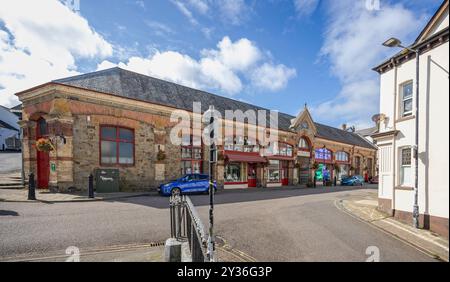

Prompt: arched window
[37,118,48,137]
[299,137,309,150]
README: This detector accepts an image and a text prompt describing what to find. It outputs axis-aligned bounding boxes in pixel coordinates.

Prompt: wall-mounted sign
[51,163,56,172]
[297,151,311,158]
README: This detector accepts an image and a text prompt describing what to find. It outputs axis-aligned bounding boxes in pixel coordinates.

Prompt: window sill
[396,115,415,123]
[395,186,414,191]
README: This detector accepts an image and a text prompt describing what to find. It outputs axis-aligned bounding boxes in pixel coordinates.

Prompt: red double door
[281,161,289,186]
[36,118,50,189]
[247,163,257,188]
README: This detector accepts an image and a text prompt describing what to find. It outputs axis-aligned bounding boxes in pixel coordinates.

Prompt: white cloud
[0,0,113,107]
[171,0,199,25]
[96,60,118,71]
[312,0,423,127]
[188,0,209,14]
[201,36,262,71]
[145,20,175,36]
[251,63,297,91]
[294,0,319,17]
[216,0,250,25]
[97,36,295,95]
[135,1,145,9]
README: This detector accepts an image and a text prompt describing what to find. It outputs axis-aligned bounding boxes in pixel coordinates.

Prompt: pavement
[337,190,449,262]
[0,242,251,262]
[0,188,153,203]
[0,185,440,262]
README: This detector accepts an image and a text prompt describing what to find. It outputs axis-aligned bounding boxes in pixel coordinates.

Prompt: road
[0,186,436,262]
[0,152,21,173]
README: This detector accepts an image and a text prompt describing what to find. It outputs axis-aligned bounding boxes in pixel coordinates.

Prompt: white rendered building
[372,0,449,237]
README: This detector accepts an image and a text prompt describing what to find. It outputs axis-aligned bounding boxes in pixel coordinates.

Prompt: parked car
[341,175,364,186]
[158,174,217,196]
[369,175,379,184]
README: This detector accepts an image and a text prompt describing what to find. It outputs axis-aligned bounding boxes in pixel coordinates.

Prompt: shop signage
[297,151,311,157]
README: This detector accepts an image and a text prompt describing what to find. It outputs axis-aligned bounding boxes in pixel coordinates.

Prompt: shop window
[224,163,242,182]
[401,81,413,117]
[400,148,412,186]
[100,126,134,165]
[336,151,349,162]
[315,148,332,161]
[181,136,202,175]
[267,160,281,182]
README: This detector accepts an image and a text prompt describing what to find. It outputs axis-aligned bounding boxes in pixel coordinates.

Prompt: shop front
[335,151,350,182]
[223,151,266,189]
[314,148,333,185]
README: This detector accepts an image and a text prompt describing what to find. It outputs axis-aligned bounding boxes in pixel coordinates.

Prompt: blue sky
[0,0,443,128]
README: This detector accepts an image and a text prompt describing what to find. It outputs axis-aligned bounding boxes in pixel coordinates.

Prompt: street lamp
[382,37,420,229]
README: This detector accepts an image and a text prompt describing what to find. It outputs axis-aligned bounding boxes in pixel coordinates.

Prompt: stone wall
[18,87,377,192]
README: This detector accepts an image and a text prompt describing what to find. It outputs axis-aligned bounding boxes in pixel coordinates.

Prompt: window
[267,160,281,182]
[224,136,260,152]
[400,148,412,186]
[315,148,332,161]
[336,151,349,162]
[181,137,202,175]
[354,156,361,175]
[224,163,242,182]
[401,82,413,117]
[100,126,134,165]
[37,118,48,137]
[267,142,293,157]
[299,138,309,150]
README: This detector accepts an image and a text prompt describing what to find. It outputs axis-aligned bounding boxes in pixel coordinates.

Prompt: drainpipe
[391,58,397,216]
[412,49,420,229]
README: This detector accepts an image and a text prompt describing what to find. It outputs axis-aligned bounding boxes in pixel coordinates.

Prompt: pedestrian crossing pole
[207,105,216,262]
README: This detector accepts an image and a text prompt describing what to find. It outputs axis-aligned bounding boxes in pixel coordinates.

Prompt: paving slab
[337,191,449,262]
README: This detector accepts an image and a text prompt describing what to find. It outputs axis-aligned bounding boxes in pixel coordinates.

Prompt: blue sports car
[158,174,217,196]
[341,175,365,186]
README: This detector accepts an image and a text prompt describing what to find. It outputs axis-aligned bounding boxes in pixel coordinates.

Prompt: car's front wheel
[171,187,181,197]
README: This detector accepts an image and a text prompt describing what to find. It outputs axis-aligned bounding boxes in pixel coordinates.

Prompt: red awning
[224,151,267,163]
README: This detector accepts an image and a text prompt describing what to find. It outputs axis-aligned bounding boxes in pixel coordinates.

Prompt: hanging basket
[35,138,55,152]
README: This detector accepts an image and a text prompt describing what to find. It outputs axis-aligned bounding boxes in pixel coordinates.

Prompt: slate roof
[53,67,375,149]
[0,120,19,131]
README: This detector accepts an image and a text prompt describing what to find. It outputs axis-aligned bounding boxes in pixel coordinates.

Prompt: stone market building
[16,67,376,192]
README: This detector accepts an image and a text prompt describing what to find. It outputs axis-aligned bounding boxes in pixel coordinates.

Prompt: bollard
[28,173,36,200]
[88,174,94,198]
[313,175,316,188]
[334,176,337,186]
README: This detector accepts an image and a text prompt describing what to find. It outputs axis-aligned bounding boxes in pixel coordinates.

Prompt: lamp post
[382,37,420,228]
[207,105,216,262]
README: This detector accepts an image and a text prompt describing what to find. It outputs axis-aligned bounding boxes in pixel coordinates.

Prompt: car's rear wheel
[171,187,181,197]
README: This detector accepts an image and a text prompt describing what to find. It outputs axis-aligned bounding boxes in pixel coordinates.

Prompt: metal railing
[169,195,208,262]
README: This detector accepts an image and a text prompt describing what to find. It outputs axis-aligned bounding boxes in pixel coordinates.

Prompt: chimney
[341,124,347,131]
